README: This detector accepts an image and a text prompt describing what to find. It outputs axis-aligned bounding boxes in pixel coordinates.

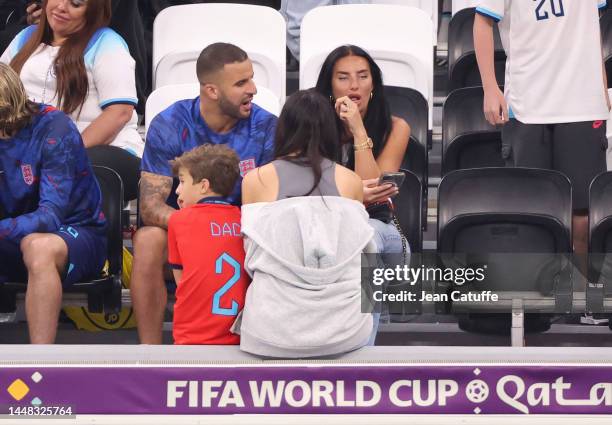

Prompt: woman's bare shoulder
[241,162,279,204]
[391,115,411,133]
[334,163,363,201]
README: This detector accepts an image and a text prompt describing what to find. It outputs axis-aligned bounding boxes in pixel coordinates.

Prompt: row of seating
[5,166,612,315]
[144,87,508,233]
[388,167,612,331]
[147,1,612,119]
[0,168,423,321]
[152,3,436,119]
[3,1,612,337]
[436,168,612,332]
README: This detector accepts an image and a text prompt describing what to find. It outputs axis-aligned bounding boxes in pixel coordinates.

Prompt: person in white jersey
[474,0,610,261]
[0,0,143,202]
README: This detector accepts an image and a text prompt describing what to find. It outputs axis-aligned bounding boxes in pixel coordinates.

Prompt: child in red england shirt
[167,144,249,345]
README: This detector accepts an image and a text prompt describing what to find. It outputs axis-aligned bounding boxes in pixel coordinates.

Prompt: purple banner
[2,365,612,415]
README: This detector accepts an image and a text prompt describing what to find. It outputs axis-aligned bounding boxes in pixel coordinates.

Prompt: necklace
[41,65,53,104]
[40,47,56,104]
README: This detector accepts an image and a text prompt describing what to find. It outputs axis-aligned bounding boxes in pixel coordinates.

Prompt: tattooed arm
[139,171,175,229]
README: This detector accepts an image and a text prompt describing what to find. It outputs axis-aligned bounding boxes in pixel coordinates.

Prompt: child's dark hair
[170,144,240,197]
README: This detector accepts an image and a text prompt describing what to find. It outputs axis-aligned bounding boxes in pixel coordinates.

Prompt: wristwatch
[354,137,373,151]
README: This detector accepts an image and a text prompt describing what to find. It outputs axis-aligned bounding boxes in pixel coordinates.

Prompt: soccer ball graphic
[465,380,489,403]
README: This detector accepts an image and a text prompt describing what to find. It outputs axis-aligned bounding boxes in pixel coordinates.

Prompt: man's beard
[218,95,250,119]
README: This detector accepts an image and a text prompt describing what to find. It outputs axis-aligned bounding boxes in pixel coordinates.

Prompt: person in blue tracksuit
[0,63,107,344]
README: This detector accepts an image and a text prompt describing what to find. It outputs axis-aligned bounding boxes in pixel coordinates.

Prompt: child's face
[176,167,203,208]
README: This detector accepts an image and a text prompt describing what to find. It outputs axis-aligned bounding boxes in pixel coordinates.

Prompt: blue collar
[197,196,230,205]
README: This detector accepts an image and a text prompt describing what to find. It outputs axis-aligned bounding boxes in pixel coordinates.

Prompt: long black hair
[315,45,392,168]
[274,88,340,196]
[10,0,112,116]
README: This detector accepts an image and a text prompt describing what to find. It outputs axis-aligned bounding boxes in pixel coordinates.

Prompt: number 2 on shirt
[535,0,565,21]
[212,253,240,316]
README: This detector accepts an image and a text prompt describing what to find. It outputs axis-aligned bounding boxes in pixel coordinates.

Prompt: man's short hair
[196,42,249,83]
[171,144,240,198]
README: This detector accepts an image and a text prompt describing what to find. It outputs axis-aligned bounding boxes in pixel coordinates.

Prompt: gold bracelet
[354,137,373,151]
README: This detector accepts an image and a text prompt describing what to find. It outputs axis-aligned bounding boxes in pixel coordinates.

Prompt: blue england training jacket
[0,105,106,245]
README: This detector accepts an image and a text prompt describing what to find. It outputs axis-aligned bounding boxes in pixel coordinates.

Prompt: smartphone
[378,171,405,188]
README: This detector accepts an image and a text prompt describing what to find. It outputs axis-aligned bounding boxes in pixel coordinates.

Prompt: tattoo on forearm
[139,172,175,228]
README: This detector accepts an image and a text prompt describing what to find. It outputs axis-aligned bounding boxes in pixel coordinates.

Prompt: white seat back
[145,84,280,137]
[152,4,286,100]
[154,51,282,102]
[369,0,438,46]
[300,4,433,128]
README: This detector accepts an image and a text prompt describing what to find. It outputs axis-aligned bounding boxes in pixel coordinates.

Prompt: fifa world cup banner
[2,365,612,416]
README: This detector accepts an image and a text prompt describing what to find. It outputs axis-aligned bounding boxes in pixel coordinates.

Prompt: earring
[370,91,374,100]
[330,95,335,103]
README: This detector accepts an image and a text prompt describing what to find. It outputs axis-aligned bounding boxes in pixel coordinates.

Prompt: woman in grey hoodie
[236,89,375,358]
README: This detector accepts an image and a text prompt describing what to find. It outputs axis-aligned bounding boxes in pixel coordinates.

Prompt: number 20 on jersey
[535,0,565,21]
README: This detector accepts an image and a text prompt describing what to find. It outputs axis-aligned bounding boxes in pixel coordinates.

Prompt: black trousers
[87,145,140,203]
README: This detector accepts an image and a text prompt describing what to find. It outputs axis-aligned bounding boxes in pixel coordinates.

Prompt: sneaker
[580,314,609,325]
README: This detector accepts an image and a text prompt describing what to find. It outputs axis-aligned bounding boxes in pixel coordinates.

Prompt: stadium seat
[437,168,573,334]
[394,169,423,254]
[385,86,429,229]
[155,51,282,98]
[442,86,503,174]
[369,0,439,46]
[152,3,286,100]
[588,171,612,318]
[299,4,434,129]
[448,7,506,91]
[145,83,281,136]
[601,8,612,89]
[0,166,124,314]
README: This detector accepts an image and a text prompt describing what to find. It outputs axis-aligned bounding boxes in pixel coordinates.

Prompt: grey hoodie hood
[236,196,375,358]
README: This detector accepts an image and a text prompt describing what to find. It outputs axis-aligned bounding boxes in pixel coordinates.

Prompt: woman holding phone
[315,44,411,255]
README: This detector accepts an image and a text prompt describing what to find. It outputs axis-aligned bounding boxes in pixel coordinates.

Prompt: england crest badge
[21,164,34,185]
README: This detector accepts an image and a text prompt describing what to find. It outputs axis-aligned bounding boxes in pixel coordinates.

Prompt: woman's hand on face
[26,3,42,26]
[334,96,366,138]
[362,178,398,204]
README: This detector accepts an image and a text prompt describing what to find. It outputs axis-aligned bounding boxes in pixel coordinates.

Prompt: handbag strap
[391,214,408,264]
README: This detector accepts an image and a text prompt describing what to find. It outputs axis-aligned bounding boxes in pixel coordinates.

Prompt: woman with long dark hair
[238,89,375,357]
[242,88,362,203]
[0,0,141,200]
[315,44,411,255]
